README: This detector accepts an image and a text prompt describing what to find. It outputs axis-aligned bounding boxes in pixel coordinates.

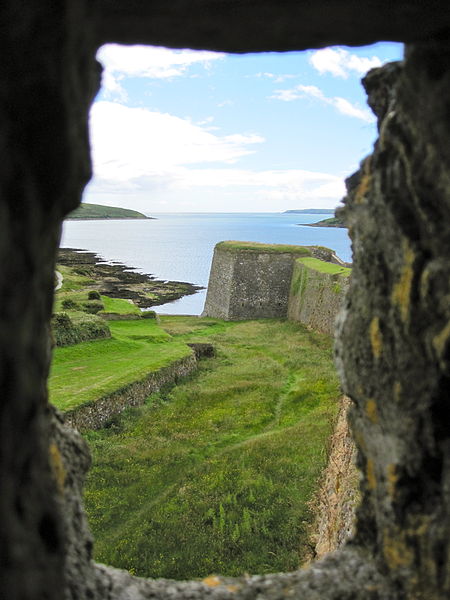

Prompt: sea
[60,212,352,315]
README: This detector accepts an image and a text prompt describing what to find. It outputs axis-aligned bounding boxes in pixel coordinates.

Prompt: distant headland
[283,209,334,214]
[67,202,154,220]
[283,208,346,228]
[303,215,345,228]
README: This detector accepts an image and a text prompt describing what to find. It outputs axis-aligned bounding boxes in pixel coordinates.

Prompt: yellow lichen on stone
[366,399,379,424]
[383,528,414,569]
[369,317,383,360]
[391,240,415,324]
[354,174,372,205]
[353,157,372,205]
[203,576,222,587]
[393,381,402,402]
[354,430,367,452]
[49,442,66,495]
[432,320,450,363]
[366,458,377,490]
[386,464,398,499]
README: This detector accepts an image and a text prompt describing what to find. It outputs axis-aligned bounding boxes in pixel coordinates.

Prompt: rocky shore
[58,248,202,308]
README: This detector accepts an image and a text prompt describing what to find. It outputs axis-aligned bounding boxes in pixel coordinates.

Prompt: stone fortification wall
[203,241,318,320]
[200,244,236,319]
[203,241,349,328]
[288,258,351,336]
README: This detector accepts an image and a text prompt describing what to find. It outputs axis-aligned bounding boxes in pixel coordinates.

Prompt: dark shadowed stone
[93,1,450,51]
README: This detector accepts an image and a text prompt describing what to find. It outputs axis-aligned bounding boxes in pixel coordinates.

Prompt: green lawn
[49,320,192,411]
[100,295,142,315]
[298,256,351,276]
[83,317,340,579]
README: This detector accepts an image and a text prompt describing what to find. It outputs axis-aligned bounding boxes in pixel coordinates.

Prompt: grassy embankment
[76,316,340,579]
[51,261,193,411]
[49,319,191,411]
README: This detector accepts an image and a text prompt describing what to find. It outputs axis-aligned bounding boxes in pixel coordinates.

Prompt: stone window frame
[2,3,450,599]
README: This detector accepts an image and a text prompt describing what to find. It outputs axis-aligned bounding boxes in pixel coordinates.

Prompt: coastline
[58,247,202,308]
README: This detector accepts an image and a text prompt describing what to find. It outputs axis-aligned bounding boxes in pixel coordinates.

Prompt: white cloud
[309,47,382,78]
[254,72,297,83]
[97,44,225,99]
[89,101,264,183]
[87,100,345,210]
[217,100,234,108]
[331,97,373,121]
[271,84,374,122]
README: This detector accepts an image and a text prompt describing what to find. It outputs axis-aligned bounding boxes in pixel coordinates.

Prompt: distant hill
[67,203,152,220]
[298,214,346,228]
[284,209,334,214]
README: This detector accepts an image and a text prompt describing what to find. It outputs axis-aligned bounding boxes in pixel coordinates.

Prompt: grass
[100,295,142,315]
[216,241,311,254]
[49,319,191,411]
[298,257,351,277]
[83,316,340,579]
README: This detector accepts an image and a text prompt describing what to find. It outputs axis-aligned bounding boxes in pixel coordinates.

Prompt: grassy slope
[298,257,351,276]
[67,202,149,220]
[84,316,340,579]
[49,320,191,411]
[100,295,142,315]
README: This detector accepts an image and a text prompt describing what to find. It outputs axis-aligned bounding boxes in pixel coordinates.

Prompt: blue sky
[85,43,403,214]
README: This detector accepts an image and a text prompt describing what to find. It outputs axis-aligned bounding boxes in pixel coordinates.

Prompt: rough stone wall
[333,44,450,598]
[0,3,99,599]
[3,2,450,600]
[203,244,299,319]
[201,246,235,319]
[228,251,296,319]
[288,260,350,335]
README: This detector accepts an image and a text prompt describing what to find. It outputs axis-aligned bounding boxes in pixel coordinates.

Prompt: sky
[84,42,404,214]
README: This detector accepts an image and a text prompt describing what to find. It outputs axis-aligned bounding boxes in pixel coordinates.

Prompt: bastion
[202,241,350,335]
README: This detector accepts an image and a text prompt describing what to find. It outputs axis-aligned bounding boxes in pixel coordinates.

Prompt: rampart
[203,241,350,336]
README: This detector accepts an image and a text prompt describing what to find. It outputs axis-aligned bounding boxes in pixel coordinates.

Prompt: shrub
[81,300,105,314]
[61,298,79,310]
[88,290,101,300]
[52,312,110,346]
